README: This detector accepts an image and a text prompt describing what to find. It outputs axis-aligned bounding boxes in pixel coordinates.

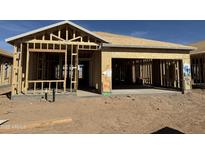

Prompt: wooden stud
[17,43,23,93]
[34,82,36,94]
[41,82,43,94]
[64,45,67,92]
[58,29,61,38]
[66,27,68,41]
[25,43,29,94]
[73,30,76,38]
[160,60,163,86]
[11,46,18,95]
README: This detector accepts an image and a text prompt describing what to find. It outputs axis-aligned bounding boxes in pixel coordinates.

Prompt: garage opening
[112,58,183,90]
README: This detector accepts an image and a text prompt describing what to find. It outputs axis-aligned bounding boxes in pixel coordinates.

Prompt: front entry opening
[78,61,89,89]
[112,58,182,90]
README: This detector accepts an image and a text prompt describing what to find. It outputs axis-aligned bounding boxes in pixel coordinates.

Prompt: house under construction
[190,40,205,87]
[6,21,195,96]
[0,48,13,87]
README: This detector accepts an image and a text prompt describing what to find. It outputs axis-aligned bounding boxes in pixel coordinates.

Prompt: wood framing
[189,40,205,88]
[191,52,205,87]
[0,48,13,87]
[5,21,194,97]
[6,21,104,96]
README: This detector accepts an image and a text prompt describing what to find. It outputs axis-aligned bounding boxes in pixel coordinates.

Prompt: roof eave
[191,50,205,55]
[0,49,13,58]
[102,43,196,51]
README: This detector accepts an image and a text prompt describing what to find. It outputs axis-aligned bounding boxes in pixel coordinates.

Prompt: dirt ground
[0,89,205,134]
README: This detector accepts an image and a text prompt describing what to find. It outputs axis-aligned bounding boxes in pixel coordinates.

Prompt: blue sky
[1,20,205,52]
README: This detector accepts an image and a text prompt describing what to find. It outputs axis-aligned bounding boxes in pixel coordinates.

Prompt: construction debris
[0,119,9,125]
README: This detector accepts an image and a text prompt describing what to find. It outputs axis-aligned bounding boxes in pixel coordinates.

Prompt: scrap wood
[0,119,9,125]
[26,118,72,129]
[0,118,72,132]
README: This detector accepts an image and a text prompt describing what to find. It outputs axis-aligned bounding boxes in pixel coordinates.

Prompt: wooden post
[25,43,29,94]
[74,45,79,91]
[64,45,67,92]
[59,54,62,79]
[160,60,163,86]
[17,43,23,93]
[132,61,136,84]
[70,45,73,92]
[150,60,152,84]
[11,46,17,95]
[1,63,4,85]
[41,82,43,94]
[34,82,36,94]
[177,60,180,88]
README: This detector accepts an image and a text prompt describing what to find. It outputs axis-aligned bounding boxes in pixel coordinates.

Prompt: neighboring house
[0,48,13,86]
[5,21,194,96]
[189,41,205,87]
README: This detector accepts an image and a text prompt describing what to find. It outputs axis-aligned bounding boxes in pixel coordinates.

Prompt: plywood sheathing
[95,32,195,50]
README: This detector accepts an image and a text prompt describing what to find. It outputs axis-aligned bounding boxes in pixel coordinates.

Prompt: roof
[6,20,108,44]
[0,48,13,58]
[95,32,195,51]
[5,21,195,51]
[189,40,205,54]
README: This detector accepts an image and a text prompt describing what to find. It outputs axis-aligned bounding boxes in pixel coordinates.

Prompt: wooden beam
[28,80,64,83]
[29,49,66,53]
[68,36,82,42]
[51,34,65,41]
[26,40,98,46]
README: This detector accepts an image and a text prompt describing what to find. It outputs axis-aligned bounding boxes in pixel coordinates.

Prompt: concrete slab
[77,90,100,97]
[111,88,180,95]
[0,85,11,95]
